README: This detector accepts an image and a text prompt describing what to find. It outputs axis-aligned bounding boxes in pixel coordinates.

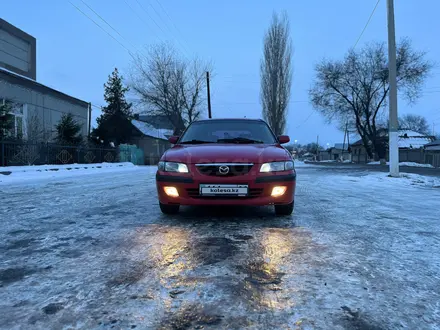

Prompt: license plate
[199,184,248,196]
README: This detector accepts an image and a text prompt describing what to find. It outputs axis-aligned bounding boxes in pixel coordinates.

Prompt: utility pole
[387,0,399,177]
[88,102,92,138]
[316,135,319,161]
[433,123,435,136]
[206,71,212,119]
[342,122,348,160]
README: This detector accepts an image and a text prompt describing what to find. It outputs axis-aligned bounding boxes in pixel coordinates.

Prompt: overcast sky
[3,0,440,146]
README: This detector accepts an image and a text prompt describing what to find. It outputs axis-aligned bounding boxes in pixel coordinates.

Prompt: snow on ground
[0,162,154,185]
[315,160,353,164]
[345,171,440,188]
[0,164,439,329]
[294,160,318,167]
[368,161,434,168]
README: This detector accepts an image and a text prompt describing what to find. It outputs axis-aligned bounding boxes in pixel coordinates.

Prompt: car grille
[196,164,253,177]
[186,188,264,199]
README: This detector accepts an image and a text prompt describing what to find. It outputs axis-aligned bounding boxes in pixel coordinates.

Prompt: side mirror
[278,135,290,144]
[168,136,180,144]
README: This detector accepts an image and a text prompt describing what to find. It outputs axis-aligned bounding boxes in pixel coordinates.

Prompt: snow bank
[0,162,134,174]
[398,173,440,188]
[0,162,144,185]
[368,161,434,168]
[294,161,318,167]
[347,171,440,189]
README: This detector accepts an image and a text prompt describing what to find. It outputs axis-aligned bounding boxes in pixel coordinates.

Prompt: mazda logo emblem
[218,165,230,175]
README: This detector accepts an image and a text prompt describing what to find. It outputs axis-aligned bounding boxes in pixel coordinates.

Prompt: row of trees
[309,38,433,159]
[26,11,430,150]
[396,113,431,135]
[91,12,289,144]
[258,11,436,160]
[93,12,291,144]
[91,44,211,145]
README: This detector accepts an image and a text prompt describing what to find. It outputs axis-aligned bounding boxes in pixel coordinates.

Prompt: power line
[132,0,190,58]
[133,0,167,36]
[122,0,160,42]
[147,0,192,57]
[68,0,135,58]
[78,0,141,54]
[153,0,191,49]
[295,111,314,128]
[353,0,381,49]
[91,104,104,110]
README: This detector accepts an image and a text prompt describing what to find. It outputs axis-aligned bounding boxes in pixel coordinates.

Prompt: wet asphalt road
[0,165,439,329]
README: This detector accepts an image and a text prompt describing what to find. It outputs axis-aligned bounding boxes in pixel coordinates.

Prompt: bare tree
[26,112,46,142]
[0,102,14,139]
[12,113,46,165]
[309,38,432,160]
[130,43,210,135]
[398,114,430,135]
[260,12,293,136]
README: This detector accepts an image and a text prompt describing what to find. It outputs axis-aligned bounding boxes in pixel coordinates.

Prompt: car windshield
[179,120,277,144]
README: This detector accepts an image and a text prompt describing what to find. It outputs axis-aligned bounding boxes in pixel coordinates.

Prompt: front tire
[159,202,180,214]
[275,201,294,216]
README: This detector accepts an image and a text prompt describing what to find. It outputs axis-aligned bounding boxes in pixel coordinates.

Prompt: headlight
[260,161,294,172]
[158,161,189,173]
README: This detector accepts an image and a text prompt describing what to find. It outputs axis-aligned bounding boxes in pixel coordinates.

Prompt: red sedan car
[156,118,296,215]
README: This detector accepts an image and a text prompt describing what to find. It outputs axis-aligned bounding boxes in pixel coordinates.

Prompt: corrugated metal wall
[0,80,89,140]
[0,29,31,73]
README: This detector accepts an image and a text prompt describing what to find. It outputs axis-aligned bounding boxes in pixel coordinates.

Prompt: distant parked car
[155,118,296,215]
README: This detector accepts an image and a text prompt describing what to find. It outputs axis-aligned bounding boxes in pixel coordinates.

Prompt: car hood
[163,144,291,164]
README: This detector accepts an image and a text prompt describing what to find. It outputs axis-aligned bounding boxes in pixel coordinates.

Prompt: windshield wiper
[217,137,265,144]
[179,139,213,144]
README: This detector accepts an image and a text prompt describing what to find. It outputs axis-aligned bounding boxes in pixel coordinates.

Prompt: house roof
[131,119,173,140]
[351,130,434,149]
[333,143,349,150]
[425,140,440,151]
[425,139,440,147]
[138,114,174,130]
[397,130,434,149]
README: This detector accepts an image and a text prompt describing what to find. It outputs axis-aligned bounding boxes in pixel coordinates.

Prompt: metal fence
[0,140,129,167]
[425,153,440,168]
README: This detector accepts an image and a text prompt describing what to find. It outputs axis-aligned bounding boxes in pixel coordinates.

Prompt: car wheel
[159,202,180,214]
[275,201,294,216]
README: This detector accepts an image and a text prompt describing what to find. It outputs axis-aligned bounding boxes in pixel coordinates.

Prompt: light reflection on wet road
[124,214,312,328]
[1,165,439,329]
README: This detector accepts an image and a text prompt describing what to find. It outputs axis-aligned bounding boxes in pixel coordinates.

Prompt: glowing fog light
[271,186,287,197]
[164,186,179,197]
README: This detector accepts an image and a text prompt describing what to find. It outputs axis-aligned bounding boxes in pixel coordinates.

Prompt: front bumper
[156,170,296,206]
